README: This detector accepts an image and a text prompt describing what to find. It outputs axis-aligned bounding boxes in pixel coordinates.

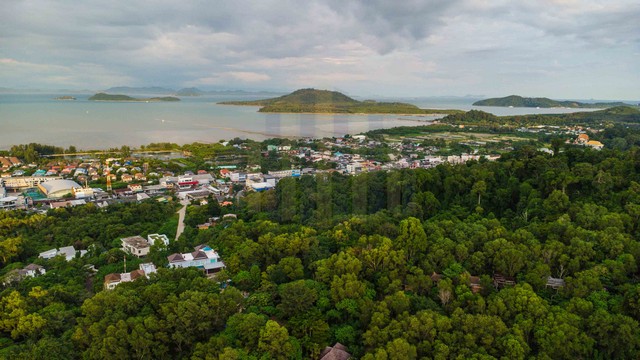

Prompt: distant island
[54,96,76,100]
[473,95,630,108]
[219,88,462,115]
[88,93,180,102]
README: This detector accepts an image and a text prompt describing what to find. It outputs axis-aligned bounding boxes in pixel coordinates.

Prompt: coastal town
[0,122,605,213]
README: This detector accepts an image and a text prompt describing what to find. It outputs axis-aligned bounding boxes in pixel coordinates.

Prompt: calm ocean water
[0,93,600,150]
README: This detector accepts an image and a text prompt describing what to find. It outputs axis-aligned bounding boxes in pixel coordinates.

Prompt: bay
[0,93,597,150]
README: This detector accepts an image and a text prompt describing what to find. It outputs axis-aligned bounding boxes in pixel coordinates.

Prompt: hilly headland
[473,95,630,108]
[219,88,463,115]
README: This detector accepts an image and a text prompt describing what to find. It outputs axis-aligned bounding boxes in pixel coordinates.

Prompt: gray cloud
[0,0,638,99]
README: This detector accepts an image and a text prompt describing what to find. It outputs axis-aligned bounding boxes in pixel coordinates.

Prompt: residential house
[167,244,225,274]
[147,233,170,246]
[219,168,231,178]
[575,133,589,144]
[128,184,143,192]
[2,264,46,285]
[319,343,351,360]
[104,263,157,290]
[546,276,565,289]
[121,174,134,183]
[586,140,604,150]
[493,273,516,288]
[121,236,150,257]
[39,246,86,261]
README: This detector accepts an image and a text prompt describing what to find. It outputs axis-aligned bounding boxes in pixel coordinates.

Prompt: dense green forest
[2,144,640,358]
[219,88,461,115]
[473,95,630,108]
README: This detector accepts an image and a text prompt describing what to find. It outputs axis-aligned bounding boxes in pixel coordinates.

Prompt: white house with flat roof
[147,233,169,246]
[39,246,86,261]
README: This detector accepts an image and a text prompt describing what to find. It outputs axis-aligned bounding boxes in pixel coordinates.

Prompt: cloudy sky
[1,0,638,99]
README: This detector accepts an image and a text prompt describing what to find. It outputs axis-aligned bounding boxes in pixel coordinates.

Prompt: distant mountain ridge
[103,86,176,95]
[219,88,462,115]
[102,86,282,97]
[473,95,630,108]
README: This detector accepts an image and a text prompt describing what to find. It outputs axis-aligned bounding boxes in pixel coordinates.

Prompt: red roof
[178,181,199,186]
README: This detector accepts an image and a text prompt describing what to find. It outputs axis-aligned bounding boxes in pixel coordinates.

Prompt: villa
[167,244,225,274]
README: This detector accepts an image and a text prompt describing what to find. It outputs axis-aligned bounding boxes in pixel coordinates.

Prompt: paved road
[175,199,189,240]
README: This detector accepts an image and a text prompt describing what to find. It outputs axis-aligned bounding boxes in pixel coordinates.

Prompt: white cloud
[0,0,637,98]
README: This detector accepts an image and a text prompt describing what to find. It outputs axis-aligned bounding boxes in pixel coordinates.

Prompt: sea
[0,93,607,150]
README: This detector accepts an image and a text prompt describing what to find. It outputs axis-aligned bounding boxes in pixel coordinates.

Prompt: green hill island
[88,93,180,102]
[219,88,462,115]
[473,95,629,108]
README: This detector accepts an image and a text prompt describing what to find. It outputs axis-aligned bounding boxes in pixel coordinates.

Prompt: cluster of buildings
[573,133,604,150]
[0,156,22,172]
[103,231,225,290]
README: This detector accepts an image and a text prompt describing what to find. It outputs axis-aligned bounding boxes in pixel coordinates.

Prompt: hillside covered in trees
[473,95,630,108]
[2,144,640,358]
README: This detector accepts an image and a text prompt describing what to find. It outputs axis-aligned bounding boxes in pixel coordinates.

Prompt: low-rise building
[1,176,63,190]
[121,236,150,257]
[147,233,169,246]
[39,246,86,261]
[167,244,225,274]
[586,140,604,150]
[104,263,157,290]
[37,179,93,199]
[0,196,20,210]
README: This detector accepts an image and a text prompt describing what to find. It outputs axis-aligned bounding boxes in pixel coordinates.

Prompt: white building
[0,196,20,210]
[39,246,86,261]
[147,233,169,246]
[167,244,225,274]
[104,263,157,290]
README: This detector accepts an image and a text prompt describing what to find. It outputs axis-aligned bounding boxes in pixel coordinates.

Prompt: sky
[1,0,639,100]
